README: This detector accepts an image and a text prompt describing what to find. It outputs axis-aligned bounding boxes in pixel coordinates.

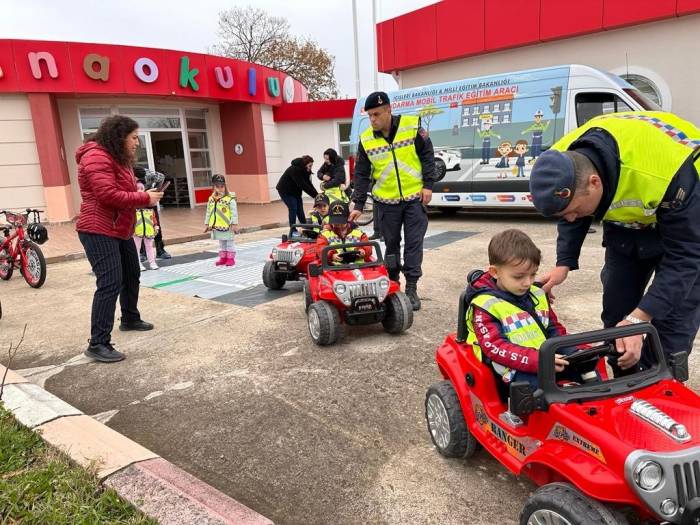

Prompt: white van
[349,64,660,211]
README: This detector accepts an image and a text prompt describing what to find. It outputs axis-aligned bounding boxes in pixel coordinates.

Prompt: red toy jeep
[305,241,413,345]
[262,223,321,290]
[425,289,699,525]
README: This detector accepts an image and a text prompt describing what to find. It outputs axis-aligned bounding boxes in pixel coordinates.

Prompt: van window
[575,93,634,126]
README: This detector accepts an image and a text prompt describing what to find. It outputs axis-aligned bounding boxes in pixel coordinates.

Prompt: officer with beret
[349,91,436,310]
[529,111,700,374]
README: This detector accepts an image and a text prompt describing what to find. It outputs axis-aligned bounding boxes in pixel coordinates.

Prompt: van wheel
[425,380,478,458]
[262,260,285,290]
[519,483,628,525]
[434,158,447,181]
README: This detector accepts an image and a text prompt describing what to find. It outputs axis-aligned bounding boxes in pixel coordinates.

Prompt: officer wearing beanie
[529,111,700,375]
[349,91,435,311]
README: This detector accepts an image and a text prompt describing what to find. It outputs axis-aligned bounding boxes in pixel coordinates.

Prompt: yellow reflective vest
[466,286,550,381]
[206,194,237,231]
[321,227,365,264]
[134,208,156,238]
[552,111,700,227]
[359,114,423,203]
[309,211,329,233]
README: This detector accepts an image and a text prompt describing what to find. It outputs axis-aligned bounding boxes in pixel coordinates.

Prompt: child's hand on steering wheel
[554,354,569,372]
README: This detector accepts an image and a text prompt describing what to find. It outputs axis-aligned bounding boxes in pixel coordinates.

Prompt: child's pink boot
[215,251,227,266]
[225,252,236,266]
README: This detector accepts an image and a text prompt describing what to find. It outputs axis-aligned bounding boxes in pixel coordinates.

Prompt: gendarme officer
[530,111,700,374]
[349,91,435,310]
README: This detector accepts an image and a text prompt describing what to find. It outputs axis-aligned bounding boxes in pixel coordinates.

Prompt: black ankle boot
[405,281,421,311]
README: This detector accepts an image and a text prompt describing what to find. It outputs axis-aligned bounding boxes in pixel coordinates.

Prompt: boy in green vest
[308,193,330,234]
[466,229,583,389]
[316,200,372,265]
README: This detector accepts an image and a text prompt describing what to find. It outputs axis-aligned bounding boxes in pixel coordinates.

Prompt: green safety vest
[134,209,156,238]
[359,114,423,204]
[466,286,550,381]
[206,194,235,231]
[552,111,700,227]
[322,185,350,203]
[321,227,364,264]
[309,211,329,233]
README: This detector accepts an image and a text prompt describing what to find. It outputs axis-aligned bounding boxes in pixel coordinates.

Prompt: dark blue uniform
[351,115,435,283]
[556,130,700,365]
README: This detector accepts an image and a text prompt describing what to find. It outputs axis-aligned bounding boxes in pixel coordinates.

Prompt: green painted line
[152,275,199,289]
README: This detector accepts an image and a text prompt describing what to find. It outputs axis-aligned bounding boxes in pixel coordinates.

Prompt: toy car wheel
[382,291,414,334]
[303,279,313,312]
[519,483,628,525]
[307,301,341,345]
[262,260,286,290]
[425,380,478,458]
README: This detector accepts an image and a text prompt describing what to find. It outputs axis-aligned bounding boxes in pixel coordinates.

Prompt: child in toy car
[466,229,598,389]
[316,200,372,266]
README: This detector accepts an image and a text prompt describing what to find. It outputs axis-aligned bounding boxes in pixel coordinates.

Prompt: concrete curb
[45,221,287,265]
[0,363,273,525]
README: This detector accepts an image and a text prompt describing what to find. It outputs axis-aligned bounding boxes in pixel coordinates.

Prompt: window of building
[79,107,111,141]
[575,92,633,127]
[337,122,352,160]
[185,109,213,189]
[620,74,662,108]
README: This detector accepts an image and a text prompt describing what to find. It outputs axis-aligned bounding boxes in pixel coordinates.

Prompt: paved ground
[2,213,699,525]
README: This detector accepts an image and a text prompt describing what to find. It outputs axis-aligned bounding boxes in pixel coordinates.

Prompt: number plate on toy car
[276,262,289,271]
[353,298,378,312]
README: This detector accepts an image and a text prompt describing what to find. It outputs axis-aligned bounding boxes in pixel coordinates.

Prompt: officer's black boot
[405,281,421,311]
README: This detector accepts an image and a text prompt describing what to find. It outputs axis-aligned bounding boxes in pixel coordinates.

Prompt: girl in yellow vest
[133,180,160,271]
[466,229,585,390]
[204,174,239,267]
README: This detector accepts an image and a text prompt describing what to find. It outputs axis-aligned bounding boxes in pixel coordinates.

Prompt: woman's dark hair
[323,148,339,163]
[301,155,314,165]
[93,115,139,166]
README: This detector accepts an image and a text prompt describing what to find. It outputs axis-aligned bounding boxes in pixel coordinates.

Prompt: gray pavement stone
[1,382,82,428]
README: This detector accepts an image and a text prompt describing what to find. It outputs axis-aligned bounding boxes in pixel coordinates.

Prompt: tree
[417,104,445,133]
[211,6,339,101]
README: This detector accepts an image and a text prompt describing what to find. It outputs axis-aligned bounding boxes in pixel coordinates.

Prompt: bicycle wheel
[21,241,46,288]
[0,248,13,280]
[356,193,374,226]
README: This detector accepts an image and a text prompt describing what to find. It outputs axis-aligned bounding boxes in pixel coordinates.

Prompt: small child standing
[134,180,159,271]
[204,174,239,266]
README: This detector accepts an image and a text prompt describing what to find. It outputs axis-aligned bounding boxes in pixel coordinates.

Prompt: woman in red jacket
[76,116,163,363]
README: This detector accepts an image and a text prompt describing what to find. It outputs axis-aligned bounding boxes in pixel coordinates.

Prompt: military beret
[529,150,576,217]
[364,91,390,111]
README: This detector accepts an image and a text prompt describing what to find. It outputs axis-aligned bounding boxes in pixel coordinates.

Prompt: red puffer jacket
[75,142,150,240]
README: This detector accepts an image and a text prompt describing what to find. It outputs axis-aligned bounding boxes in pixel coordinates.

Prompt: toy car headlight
[634,460,663,491]
[377,277,390,300]
[334,283,347,294]
[379,278,389,290]
[271,247,278,259]
[293,248,304,263]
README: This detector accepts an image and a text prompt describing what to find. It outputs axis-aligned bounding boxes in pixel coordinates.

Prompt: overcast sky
[2,0,439,98]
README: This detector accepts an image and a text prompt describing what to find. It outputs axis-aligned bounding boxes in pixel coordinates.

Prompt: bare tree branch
[0,324,27,401]
[211,7,339,100]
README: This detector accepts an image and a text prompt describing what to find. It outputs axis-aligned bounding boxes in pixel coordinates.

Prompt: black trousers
[600,228,700,369]
[79,232,142,344]
[376,199,428,282]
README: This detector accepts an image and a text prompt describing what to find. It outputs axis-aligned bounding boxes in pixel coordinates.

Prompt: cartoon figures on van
[521,110,550,162]
[514,140,528,177]
[495,141,512,178]
[478,113,501,165]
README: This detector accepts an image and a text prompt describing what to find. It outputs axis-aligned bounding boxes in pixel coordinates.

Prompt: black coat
[317,157,346,190]
[276,158,319,198]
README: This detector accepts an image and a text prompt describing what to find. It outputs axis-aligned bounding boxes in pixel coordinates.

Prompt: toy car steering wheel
[563,344,617,368]
[337,251,360,264]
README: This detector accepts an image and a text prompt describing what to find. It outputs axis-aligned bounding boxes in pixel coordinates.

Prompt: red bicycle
[0,209,48,288]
